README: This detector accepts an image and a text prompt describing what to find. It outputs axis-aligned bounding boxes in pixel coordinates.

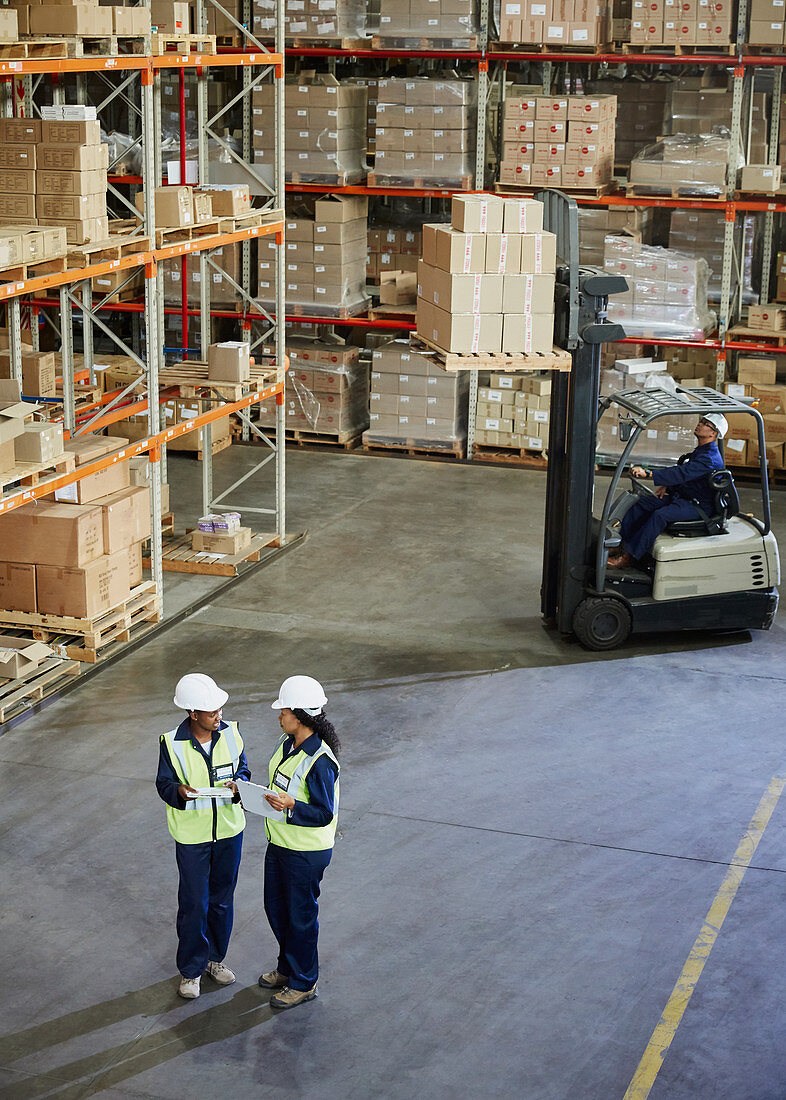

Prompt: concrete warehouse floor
[1,446,786,1100]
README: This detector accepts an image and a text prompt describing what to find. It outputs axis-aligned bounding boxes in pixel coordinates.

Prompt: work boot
[178,976,201,1000]
[206,961,236,985]
[258,969,288,989]
[269,985,318,1010]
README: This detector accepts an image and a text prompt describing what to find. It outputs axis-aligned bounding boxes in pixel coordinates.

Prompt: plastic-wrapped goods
[596,363,697,463]
[498,0,612,46]
[253,76,367,184]
[376,0,478,45]
[604,236,717,340]
[498,93,617,189]
[578,206,652,266]
[257,196,370,318]
[364,339,469,452]
[628,131,739,197]
[252,0,367,41]
[372,78,475,188]
[668,210,758,305]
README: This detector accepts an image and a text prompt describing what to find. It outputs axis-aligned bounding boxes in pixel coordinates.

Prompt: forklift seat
[665,468,740,538]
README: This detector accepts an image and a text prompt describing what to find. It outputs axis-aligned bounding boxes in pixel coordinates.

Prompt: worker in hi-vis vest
[156,673,250,1000]
[258,675,341,1010]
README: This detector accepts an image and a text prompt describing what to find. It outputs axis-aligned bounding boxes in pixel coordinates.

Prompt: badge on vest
[273,769,290,792]
[211,762,235,785]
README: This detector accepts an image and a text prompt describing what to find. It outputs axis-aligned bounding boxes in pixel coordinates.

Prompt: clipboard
[236,779,285,821]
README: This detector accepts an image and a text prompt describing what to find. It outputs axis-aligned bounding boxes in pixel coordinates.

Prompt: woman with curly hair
[259,675,341,1010]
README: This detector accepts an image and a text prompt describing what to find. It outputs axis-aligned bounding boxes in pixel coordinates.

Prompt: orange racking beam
[0,219,285,302]
[0,52,283,79]
[0,379,284,517]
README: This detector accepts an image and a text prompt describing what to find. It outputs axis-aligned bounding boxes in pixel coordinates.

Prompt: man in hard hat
[156,673,250,1000]
[608,412,728,568]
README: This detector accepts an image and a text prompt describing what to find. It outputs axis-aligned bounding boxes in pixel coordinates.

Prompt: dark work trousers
[620,493,700,560]
[264,843,332,991]
[175,832,244,978]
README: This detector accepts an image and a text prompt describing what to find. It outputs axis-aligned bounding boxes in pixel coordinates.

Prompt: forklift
[536,190,780,651]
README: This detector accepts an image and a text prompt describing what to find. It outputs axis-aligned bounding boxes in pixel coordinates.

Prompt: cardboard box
[502,197,545,233]
[93,486,152,554]
[417,263,503,313]
[502,313,555,353]
[36,170,107,196]
[0,144,36,170]
[31,4,113,35]
[0,194,36,221]
[36,549,131,619]
[207,341,250,381]
[417,299,503,353]
[485,234,522,274]
[739,165,782,192]
[113,5,151,33]
[39,143,108,172]
[0,349,56,398]
[41,120,101,146]
[314,194,368,222]
[502,273,555,313]
[202,184,251,216]
[14,422,63,465]
[0,501,105,567]
[0,563,37,613]
[0,118,41,144]
[0,638,53,679]
[191,527,253,555]
[135,186,193,228]
[37,193,106,220]
[151,0,190,31]
[451,194,505,234]
[434,227,486,274]
[749,304,786,330]
[737,357,777,385]
[520,232,557,274]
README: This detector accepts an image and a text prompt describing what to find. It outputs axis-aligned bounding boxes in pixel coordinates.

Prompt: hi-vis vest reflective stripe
[265,737,339,852]
[162,721,245,844]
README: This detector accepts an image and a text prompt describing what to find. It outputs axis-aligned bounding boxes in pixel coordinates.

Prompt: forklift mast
[535,190,628,633]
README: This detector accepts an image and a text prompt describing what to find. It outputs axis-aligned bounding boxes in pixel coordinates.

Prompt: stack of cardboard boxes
[258,195,369,317]
[164,245,241,308]
[596,357,696,462]
[0,345,57,399]
[498,0,611,46]
[0,381,65,476]
[604,236,716,340]
[668,210,756,303]
[253,76,367,184]
[364,339,468,451]
[252,338,369,439]
[587,76,670,172]
[416,194,556,355]
[629,0,731,45]
[0,432,152,620]
[724,356,786,470]
[748,0,786,45]
[376,0,477,41]
[252,0,366,40]
[0,111,109,246]
[473,373,551,453]
[374,78,475,188]
[5,0,151,36]
[499,93,616,190]
[367,225,421,288]
[578,206,652,266]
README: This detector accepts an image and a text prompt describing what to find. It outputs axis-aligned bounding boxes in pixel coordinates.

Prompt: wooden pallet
[495,180,615,199]
[361,434,466,460]
[151,32,216,53]
[727,324,786,345]
[622,40,736,54]
[0,582,160,661]
[0,451,76,493]
[196,435,233,460]
[491,40,611,53]
[368,303,417,322]
[625,184,728,200]
[0,656,81,725]
[742,43,786,54]
[66,233,151,269]
[231,423,363,450]
[0,37,69,59]
[471,443,549,468]
[367,172,473,192]
[287,35,370,48]
[153,218,234,248]
[284,300,372,321]
[157,361,277,400]
[287,170,367,187]
[371,34,478,49]
[142,532,279,577]
[0,255,69,284]
[412,333,572,373]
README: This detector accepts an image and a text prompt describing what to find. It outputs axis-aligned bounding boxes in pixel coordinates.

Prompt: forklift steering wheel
[628,473,658,496]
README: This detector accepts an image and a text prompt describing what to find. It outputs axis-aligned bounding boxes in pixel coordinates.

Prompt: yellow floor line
[623,775,786,1100]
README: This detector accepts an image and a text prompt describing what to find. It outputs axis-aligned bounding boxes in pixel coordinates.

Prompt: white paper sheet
[188,787,234,799]
[236,779,285,821]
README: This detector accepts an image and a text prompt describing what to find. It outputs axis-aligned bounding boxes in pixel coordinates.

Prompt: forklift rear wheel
[573,596,632,651]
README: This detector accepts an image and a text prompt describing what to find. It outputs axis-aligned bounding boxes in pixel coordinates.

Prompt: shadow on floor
[1,982,276,1100]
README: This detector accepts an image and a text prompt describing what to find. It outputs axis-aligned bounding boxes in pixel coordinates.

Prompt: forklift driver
[608,412,728,569]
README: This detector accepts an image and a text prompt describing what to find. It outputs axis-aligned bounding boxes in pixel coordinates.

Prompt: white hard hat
[272,675,327,716]
[703,412,728,438]
[173,673,228,712]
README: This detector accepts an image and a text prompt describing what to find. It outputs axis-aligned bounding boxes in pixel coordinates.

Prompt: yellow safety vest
[162,721,246,844]
[265,737,339,852]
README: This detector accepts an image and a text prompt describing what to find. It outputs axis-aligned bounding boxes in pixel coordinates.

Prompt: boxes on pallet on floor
[192,528,253,555]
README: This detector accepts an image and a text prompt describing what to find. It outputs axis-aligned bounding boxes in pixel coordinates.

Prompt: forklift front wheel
[573,596,632,651]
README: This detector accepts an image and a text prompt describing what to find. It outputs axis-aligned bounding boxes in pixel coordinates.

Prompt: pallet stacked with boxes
[259,196,369,318]
[498,93,616,192]
[416,194,555,356]
[474,373,551,456]
[724,356,786,472]
[252,0,366,42]
[375,0,478,46]
[5,0,151,37]
[578,207,652,266]
[367,225,422,290]
[629,0,732,47]
[250,338,369,444]
[364,339,468,456]
[498,0,611,47]
[372,77,475,190]
[586,76,670,173]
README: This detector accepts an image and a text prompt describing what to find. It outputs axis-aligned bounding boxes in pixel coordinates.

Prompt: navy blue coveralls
[265,732,338,992]
[156,718,251,979]
[620,440,724,561]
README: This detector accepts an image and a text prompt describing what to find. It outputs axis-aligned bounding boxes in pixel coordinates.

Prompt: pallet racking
[1,1,288,624]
